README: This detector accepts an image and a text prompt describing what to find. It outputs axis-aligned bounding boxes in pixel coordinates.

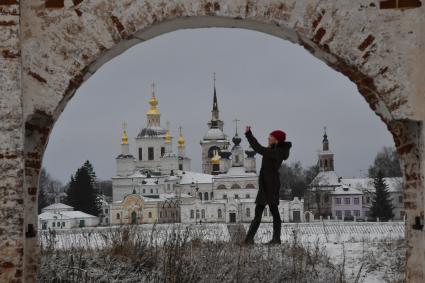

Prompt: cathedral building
[108,80,305,226]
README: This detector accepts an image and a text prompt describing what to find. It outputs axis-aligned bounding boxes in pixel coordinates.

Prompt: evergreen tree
[370,171,394,221]
[83,160,97,185]
[66,162,101,216]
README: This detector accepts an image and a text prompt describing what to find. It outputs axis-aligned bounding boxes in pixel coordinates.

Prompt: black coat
[245,130,292,206]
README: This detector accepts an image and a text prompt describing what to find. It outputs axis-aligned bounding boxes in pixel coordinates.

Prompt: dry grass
[38,225,346,283]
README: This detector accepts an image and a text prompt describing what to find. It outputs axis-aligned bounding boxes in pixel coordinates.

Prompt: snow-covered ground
[39,222,406,282]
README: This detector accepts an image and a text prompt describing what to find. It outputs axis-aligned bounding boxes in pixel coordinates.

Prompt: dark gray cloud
[42,28,394,183]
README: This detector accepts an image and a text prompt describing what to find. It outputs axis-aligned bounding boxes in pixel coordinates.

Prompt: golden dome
[147,83,160,115]
[178,134,185,148]
[121,122,128,145]
[165,129,172,143]
[178,126,185,148]
[211,150,221,165]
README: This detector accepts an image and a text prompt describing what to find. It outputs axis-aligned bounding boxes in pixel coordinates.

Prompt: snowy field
[39,222,406,283]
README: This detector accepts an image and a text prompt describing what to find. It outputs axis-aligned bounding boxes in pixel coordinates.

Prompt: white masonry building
[109,81,304,225]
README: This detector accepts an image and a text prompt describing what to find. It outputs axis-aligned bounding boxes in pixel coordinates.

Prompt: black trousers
[246,203,282,240]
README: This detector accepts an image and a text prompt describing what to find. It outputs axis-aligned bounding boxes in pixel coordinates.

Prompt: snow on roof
[341,177,403,193]
[42,203,73,211]
[61,211,98,219]
[214,167,257,178]
[310,171,341,187]
[331,186,363,195]
[38,211,71,220]
[176,170,213,184]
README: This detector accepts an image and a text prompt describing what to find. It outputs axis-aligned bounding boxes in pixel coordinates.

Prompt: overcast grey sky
[42,28,395,184]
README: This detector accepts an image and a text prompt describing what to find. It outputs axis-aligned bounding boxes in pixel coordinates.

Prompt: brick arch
[0,0,423,282]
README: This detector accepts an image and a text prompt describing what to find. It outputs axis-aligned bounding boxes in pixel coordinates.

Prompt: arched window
[190,210,194,219]
[217,184,227,190]
[116,213,120,220]
[196,210,200,219]
[208,146,221,158]
[246,208,251,217]
[218,209,222,218]
[201,209,205,218]
[231,184,241,190]
[324,160,328,167]
[210,192,213,199]
[148,212,152,218]
[245,184,255,189]
[204,192,209,201]
[198,192,202,200]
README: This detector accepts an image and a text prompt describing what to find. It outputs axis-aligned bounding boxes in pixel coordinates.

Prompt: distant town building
[305,130,404,221]
[38,203,99,230]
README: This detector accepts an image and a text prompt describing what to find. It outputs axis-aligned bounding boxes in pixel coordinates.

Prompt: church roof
[42,203,74,212]
[341,177,403,193]
[137,126,167,138]
[331,186,363,195]
[310,171,341,187]
[203,128,226,140]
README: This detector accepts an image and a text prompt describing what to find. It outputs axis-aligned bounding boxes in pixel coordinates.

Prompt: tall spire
[213,72,218,112]
[322,126,329,151]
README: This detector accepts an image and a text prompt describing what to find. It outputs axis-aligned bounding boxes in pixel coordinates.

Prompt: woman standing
[244,126,292,245]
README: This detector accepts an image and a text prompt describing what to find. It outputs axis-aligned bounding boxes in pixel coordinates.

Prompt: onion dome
[146,83,159,115]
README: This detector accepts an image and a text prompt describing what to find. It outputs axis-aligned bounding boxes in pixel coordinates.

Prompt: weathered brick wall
[0,0,424,282]
[0,1,24,282]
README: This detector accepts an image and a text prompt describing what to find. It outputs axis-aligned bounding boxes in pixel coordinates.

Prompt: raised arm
[245,129,285,160]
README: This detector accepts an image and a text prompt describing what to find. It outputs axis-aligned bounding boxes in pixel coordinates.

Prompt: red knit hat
[270,130,286,142]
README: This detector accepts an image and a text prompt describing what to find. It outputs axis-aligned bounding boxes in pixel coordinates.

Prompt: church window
[190,210,194,219]
[217,185,226,190]
[336,210,342,218]
[204,192,209,201]
[235,155,239,163]
[246,208,251,217]
[143,189,146,194]
[218,209,222,218]
[354,198,360,205]
[336,198,341,205]
[264,209,268,217]
[324,194,329,203]
[320,160,322,167]
[324,160,328,167]
[201,209,205,218]
[196,210,200,219]
[179,164,183,170]
[105,209,108,214]
[62,222,65,227]
[344,198,350,205]
[116,213,120,219]
[148,147,154,160]
[138,148,143,160]
[57,222,60,227]
[246,184,255,189]
[161,147,165,157]
[246,194,250,199]
[231,184,241,190]
[52,222,55,227]
[148,212,152,218]
[235,194,239,199]
[198,192,202,200]
[223,194,227,199]
[211,192,213,199]
[330,160,334,168]
[344,210,351,217]
[150,189,153,194]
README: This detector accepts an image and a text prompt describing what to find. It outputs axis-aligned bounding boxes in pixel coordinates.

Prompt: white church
[106,80,304,225]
